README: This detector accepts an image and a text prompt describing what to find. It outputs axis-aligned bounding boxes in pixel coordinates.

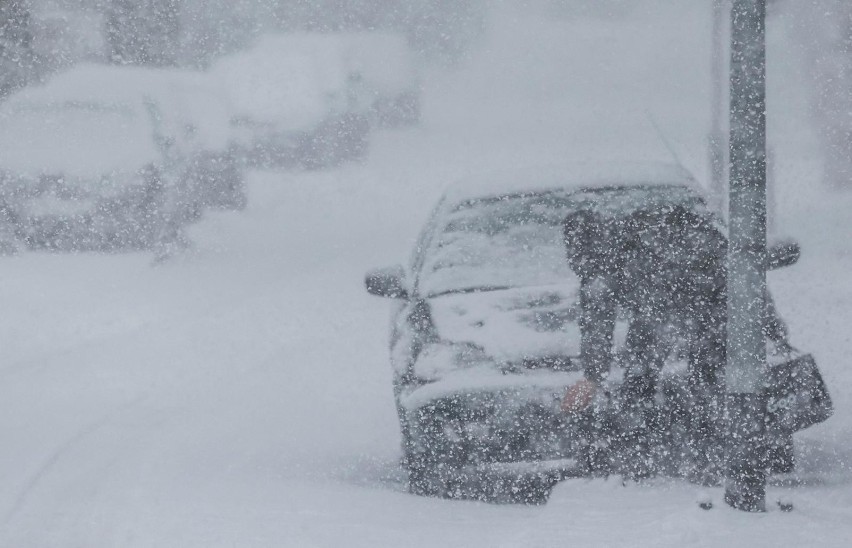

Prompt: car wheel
[406,451,452,498]
[403,423,457,498]
[403,414,556,504]
[402,409,466,499]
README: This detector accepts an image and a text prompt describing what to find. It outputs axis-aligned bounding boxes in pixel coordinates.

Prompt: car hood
[428,282,585,365]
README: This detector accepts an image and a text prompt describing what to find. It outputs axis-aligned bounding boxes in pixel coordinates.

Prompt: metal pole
[710,0,727,211]
[726,0,769,512]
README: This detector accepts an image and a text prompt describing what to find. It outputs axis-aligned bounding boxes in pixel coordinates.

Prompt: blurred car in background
[365,162,831,502]
[345,32,421,127]
[211,33,371,169]
[402,0,487,63]
[167,76,247,211]
[0,63,245,253]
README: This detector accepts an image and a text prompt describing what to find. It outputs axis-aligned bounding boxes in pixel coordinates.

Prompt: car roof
[443,161,704,205]
[10,63,199,105]
[210,34,348,129]
[3,63,232,153]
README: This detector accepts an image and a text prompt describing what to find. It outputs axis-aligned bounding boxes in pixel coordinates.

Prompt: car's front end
[401,364,584,498]
[0,97,185,252]
[391,281,598,500]
[368,165,832,500]
[396,299,831,499]
[0,167,168,251]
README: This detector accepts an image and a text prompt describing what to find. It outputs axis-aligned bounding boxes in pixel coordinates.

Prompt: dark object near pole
[724,393,768,511]
[726,0,769,512]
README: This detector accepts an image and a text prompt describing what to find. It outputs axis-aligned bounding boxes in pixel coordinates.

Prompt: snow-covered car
[365,162,832,502]
[211,33,371,169]
[345,32,421,127]
[0,64,244,253]
[51,64,245,211]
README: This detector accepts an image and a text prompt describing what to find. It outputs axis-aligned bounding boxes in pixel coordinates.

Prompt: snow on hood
[428,283,584,364]
[399,367,583,412]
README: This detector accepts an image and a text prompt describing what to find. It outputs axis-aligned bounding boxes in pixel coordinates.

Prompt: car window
[419,184,715,297]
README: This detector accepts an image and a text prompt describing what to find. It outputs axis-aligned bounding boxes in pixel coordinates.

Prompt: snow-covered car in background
[167,76,247,211]
[345,32,421,127]
[365,162,832,502]
[211,34,371,169]
[403,0,487,63]
[0,64,244,253]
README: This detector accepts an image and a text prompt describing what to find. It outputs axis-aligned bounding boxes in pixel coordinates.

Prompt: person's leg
[622,310,667,403]
[685,294,727,483]
[568,275,618,473]
[579,275,617,384]
[616,303,668,479]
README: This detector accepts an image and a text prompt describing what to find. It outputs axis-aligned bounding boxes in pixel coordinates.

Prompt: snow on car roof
[17,63,196,106]
[0,65,168,177]
[210,33,351,130]
[13,63,232,152]
[343,32,417,93]
[0,100,158,179]
[444,162,702,205]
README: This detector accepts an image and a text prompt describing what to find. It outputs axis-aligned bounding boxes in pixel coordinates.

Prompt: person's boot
[684,388,726,486]
[613,380,661,481]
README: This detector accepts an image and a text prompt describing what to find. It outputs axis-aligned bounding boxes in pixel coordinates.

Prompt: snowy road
[2,2,852,546]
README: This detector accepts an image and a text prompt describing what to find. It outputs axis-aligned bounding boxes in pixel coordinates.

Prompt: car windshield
[0,101,159,179]
[419,184,713,297]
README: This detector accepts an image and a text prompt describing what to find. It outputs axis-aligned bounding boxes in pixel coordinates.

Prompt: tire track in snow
[1,397,145,528]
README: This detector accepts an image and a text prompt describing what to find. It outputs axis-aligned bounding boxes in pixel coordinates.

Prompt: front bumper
[402,370,586,467]
[399,350,832,482]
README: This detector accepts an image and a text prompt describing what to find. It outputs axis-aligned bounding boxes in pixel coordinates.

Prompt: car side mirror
[365,265,409,299]
[767,239,800,270]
